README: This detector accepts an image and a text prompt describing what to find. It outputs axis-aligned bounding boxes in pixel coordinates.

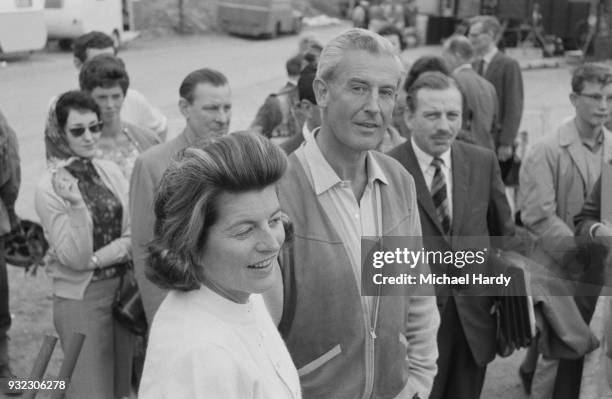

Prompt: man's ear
[313,78,329,108]
[73,57,82,70]
[569,92,578,108]
[403,108,414,130]
[178,98,190,119]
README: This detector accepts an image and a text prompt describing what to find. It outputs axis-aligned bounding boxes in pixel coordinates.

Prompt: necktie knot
[431,157,444,169]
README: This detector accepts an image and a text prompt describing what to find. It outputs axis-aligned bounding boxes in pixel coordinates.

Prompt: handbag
[113,266,148,336]
[490,249,536,357]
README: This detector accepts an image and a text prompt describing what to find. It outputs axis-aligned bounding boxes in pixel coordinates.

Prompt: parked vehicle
[0,0,48,54]
[43,0,136,50]
[217,0,302,38]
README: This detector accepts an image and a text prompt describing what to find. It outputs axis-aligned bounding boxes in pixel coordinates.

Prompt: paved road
[1,22,580,397]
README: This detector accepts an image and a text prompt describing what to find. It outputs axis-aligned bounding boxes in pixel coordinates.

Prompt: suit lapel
[402,142,446,236]
[560,122,590,188]
[484,51,502,80]
[450,143,469,237]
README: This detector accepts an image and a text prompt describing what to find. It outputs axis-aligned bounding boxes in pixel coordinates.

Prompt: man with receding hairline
[272,28,439,399]
[389,71,515,399]
[130,69,232,323]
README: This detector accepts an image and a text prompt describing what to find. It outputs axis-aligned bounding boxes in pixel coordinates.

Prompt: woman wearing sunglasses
[43,54,160,179]
[35,90,134,399]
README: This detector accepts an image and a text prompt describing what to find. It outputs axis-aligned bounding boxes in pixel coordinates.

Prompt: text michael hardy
[372,273,512,287]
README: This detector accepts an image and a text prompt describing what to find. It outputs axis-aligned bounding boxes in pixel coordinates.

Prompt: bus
[0,0,48,54]
[217,0,302,38]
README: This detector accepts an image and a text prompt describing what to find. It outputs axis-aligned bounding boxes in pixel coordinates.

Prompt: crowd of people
[0,11,611,399]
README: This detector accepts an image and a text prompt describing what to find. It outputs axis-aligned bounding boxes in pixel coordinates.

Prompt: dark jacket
[0,110,20,236]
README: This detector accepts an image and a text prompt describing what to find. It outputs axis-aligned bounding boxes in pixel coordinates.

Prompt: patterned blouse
[65,158,122,251]
[95,126,141,180]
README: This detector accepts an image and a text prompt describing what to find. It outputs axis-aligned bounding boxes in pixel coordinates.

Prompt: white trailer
[43,0,136,50]
[0,0,48,54]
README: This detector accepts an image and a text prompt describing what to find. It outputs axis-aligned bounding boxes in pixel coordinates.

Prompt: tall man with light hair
[442,35,498,151]
[272,28,440,399]
[130,68,232,322]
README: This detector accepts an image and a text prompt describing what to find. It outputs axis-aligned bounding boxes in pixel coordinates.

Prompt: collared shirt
[303,123,315,144]
[296,136,388,288]
[411,137,453,220]
[581,128,604,155]
[481,46,498,75]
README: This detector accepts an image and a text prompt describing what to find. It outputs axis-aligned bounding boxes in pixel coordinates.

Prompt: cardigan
[276,148,439,399]
[35,158,131,300]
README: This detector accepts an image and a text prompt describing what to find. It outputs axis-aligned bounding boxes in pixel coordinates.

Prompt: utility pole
[178,0,185,34]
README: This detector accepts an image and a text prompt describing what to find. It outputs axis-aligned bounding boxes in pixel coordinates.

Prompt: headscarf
[44,97,74,166]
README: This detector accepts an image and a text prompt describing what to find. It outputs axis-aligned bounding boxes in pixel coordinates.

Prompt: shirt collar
[302,134,388,195]
[483,46,498,65]
[411,136,452,171]
[182,125,199,147]
[454,63,472,73]
[303,123,314,143]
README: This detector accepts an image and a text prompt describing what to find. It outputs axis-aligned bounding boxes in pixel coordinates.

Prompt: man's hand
[497,145,514,161]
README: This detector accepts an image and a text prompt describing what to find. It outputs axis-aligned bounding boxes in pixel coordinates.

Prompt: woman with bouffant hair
[139,132,301,399]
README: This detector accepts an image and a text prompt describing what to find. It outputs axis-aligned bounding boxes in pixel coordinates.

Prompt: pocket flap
[298,344,342,377]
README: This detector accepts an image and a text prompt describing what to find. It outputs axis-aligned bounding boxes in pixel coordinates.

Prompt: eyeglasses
[575,92,612,104]
[67,122,104,137]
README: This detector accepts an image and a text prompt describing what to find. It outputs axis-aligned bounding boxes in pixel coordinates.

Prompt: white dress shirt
[411,137,453,221]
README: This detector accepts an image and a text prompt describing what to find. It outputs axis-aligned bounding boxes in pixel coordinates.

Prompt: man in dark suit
[388,72,515,399]
[469,16,524,170]
[130,68,231,322]
[442,35,498,151]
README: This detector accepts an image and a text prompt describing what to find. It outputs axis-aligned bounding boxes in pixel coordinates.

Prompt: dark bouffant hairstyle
[55,90,101,130]
[147,132,288,291]
[79,54,129,94]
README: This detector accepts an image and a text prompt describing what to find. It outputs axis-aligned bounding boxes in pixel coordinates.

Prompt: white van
[43,0,136,50]
[0,0,48,54]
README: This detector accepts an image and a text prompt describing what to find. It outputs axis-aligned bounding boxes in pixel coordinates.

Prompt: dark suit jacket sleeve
[486,149,515,239]
[574,176,602,239]
[498,60,524,147]
[0,110,21,231]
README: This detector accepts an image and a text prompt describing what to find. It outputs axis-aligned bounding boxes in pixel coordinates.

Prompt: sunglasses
[67,122,104,137]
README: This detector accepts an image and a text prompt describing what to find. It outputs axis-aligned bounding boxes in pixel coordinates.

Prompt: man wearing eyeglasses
[518,63,612,398]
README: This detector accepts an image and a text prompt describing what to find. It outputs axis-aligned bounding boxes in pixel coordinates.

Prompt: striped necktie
[476,58,485,76]
[430,157,451,235]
